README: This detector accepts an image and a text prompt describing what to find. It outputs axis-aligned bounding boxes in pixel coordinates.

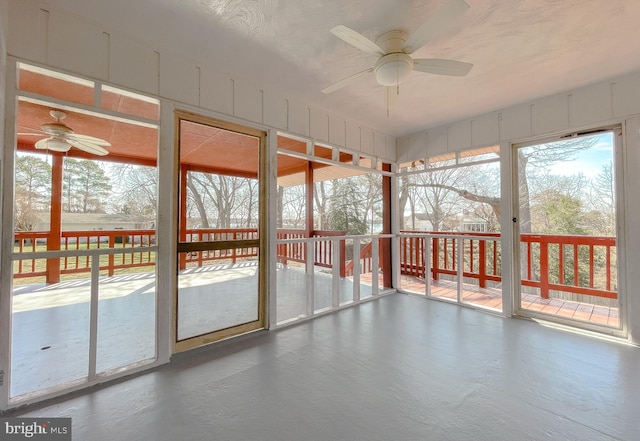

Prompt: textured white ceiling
[45,0,640,137]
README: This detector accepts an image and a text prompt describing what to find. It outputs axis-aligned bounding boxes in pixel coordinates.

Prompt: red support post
[179,164,188,270]
[46,154,63,284]
[432,237,440,281]
[108,235,115,276]
[479,239,487,288]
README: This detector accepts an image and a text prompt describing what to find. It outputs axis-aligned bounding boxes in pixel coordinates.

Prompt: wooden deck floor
[399,276,620,328]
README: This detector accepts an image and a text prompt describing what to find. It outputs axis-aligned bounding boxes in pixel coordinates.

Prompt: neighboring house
[459,217,488,233]
[32,212,154,232]
[403,213,433,231]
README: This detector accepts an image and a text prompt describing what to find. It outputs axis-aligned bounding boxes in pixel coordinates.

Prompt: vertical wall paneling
[531,94,569,136]
[373,131,386,158]
[7,1,46,64]
[345,121,361,151]
[101,32,110,81]
[47,11,108,80]
[263,90,287,130]
[310,108,329,143]
[109,35,160,96]
[425,127,448,156]
[569,82,612,128]
[471,113,499,148]
[287,100,309,137]
[612,74,640,118]
[447,120,472,152]
[199,66,233,116]
[499,104,531,141]
[328,115,346,147]
[158,53,198,105]
[385,135,396,160]
[37,8,48,64]
[361,126,374,155]
[395,136,412,163]
[233,79,262,123]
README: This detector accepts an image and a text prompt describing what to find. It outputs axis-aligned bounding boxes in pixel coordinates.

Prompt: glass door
[174,112,266,352]
[514,128,621,331]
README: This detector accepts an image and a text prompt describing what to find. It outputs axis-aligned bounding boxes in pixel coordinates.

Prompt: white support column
[332,238,340,308]
[156,102,176,362]
[0,58,17,410]
[500,140,514,317]
[623,117,640,344]
[306,239,315,316]
[372,238,379,296]
[88,255,100,380]
[425,236,431,297]
[390,162,400,290]
[456,237,463,303]
[267,130,279,328]
[352,239,361,302]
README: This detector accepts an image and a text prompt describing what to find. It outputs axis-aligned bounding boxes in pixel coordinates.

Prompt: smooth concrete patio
[9,263,382,398]
[6,294,640,441]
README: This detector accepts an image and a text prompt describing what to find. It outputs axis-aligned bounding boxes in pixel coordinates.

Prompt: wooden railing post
[108,235,115,276]
[479,239,487,288]
[432,237,440,281]
[540,239,550,299]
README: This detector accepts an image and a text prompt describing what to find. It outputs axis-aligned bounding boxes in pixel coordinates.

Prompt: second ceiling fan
[322,0,473,95]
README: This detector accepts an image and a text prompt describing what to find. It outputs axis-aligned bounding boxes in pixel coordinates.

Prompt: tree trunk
[186,175,210,228]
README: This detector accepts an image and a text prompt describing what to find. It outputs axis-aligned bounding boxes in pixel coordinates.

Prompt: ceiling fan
[19,110,110,156]
[322,0,473,95]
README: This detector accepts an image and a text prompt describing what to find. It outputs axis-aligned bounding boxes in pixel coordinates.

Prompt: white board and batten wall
[4,0,396,161]
[397,71,640,345]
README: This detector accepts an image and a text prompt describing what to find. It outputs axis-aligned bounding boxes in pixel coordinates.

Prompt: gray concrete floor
[7,294,640,441]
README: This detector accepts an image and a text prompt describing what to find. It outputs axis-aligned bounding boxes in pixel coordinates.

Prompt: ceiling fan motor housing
[374,53,414,86]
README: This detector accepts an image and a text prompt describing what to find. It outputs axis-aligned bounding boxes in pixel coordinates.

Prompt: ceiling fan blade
[330,25,384,55]
[17,133,47,137]
[322,68,373,94]
[67,138,109,156]
[69,133,111,146]
[404,0,470,54]
[413,58,473,76]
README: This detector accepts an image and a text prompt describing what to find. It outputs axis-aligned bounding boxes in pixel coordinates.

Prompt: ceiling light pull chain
[386,87,390,118]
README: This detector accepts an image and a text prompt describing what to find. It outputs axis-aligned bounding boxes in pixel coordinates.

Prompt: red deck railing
[13,229,618,301]
[399,231,617,300]
[13,229,157,280]
[13,228,347,279]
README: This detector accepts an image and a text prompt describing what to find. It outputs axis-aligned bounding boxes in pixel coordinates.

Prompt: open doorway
[513,128,622,332]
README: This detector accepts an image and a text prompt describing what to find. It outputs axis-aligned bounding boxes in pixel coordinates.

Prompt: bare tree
[15,154,51,230]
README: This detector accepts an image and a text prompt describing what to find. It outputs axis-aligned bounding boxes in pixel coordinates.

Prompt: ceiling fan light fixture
[373,53,414,86]
[45,138,71,152]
